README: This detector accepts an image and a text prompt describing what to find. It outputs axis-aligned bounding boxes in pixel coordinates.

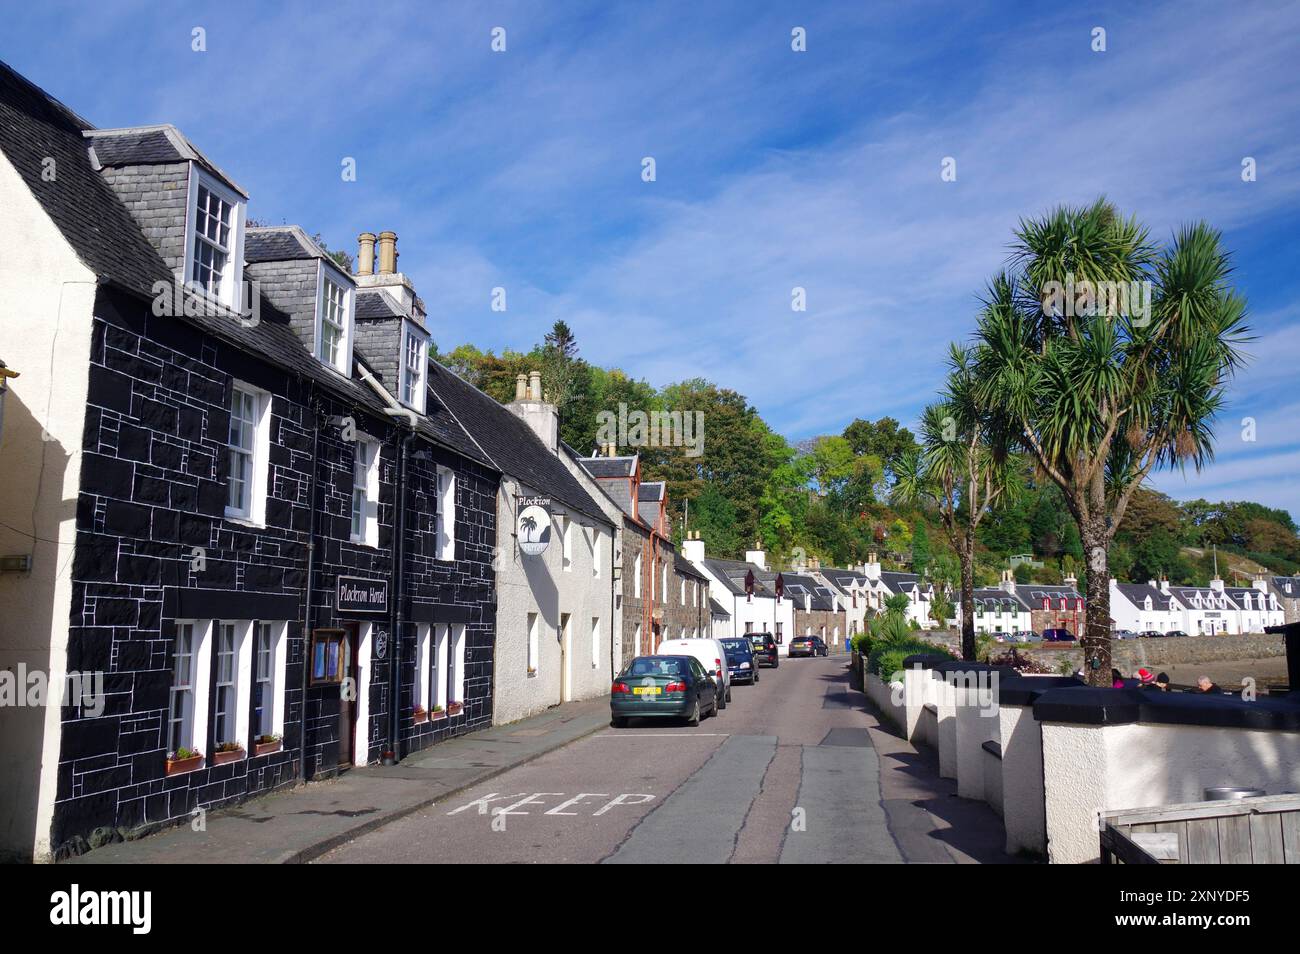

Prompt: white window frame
[527,613,539,675]
[212,620,253,752]
[680,577,686,605]
[183,168,246,311]
[315,263,355,376]
[225,381,271,525]
[435,465,456,561]
[633,623,642,656]
[634,552,642,598]
[169,620,212,756]
[561,518,573,571]
[449,624,466,705]
[399,320,429,413]
[591,616,601,669]
[350,438,380,547]
[432,624,449,710]
[591,528,601,578]
[253,620,287,740]
[414,623,431,713]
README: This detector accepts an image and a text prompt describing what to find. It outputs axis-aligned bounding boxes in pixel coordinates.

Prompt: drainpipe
[299,385,323,782]
[386,428,416,763]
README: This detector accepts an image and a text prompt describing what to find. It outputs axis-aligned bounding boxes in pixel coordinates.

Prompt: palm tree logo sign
[518,504,552,556]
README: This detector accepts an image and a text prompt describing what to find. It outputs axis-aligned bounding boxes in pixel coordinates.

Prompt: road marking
[444,791,657,818]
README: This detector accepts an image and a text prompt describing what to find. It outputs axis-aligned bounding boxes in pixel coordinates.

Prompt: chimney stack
[356,232,376,276]
[515,373,528,401]
[683,531,705,564]
[377,230,398,275]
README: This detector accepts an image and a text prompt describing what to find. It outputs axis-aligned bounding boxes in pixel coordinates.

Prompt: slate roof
[581,456,637,478]
[1271,576,1300,597]
[878,571,930,596]
[701,557,778,599]
[426,359,611,525]
[783,574,836,610]
[1114,582,1173,612]
[1168,586,1237,609]
[0,59,492,472]
[709,598,731,619]
[638,482,665,501]
[1225,586,1272,609]
[672,548,707,581]
[972,588,1029,611]
[245,226,336,264]
[85,123,248,196]
[356,289,404,320]
[1020,584,1084,603]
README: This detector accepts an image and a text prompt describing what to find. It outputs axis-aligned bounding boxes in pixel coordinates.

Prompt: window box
[212,743,245,766]
[413,706,429,724]
[430,706,447,721]
[253,735,282,757]
[447,702,463,716]
[166,751,204,776]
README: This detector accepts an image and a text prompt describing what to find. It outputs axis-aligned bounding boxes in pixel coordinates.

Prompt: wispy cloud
[4,0,1297,515]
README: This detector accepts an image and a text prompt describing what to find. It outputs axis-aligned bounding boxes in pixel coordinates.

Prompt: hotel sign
[338,576,388,614]
[517,496,553,557]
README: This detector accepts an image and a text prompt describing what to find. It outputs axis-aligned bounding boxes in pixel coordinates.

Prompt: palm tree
[894,345,1021,661]
[971,199,1249,685]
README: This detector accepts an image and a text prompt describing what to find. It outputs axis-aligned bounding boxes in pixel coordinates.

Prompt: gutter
[299,383,322,782]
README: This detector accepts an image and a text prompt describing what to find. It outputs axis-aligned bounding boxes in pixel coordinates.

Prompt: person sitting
[1136,668,1158,688]
[1112,668,1125,688]
[1154,672,1171,691]
[1194,675,1222,694]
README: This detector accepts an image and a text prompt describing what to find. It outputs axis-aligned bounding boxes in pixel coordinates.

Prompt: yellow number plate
[632,686,661,696]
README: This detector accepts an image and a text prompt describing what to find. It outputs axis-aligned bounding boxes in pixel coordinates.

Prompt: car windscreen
[720,640,751,656]
[623,657,688,678]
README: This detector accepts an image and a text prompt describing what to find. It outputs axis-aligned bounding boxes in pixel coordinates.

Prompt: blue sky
[4,0,1299,517]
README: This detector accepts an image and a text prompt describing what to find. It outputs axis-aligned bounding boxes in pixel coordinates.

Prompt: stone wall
[1023,632,1287,674]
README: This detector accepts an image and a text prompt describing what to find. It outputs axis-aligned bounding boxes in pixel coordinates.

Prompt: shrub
[986,648,1054,674]
[869,638,954,680]
[851,631,875,657]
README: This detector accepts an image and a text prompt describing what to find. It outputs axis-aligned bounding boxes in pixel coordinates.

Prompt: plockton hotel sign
[337,576,389,614]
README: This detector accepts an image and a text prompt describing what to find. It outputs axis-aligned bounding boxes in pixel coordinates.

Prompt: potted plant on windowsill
[166,747,203,775]
[413,706,428,724]
[447,701,463,716]
[212,741,245,766]
[430,705,446,721]
[253,734,282,756]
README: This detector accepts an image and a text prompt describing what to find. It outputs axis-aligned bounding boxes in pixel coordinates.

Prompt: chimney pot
[528,370,542,401]
[377,230,398,275]
[356,232,376,276]
[514,373,528,401]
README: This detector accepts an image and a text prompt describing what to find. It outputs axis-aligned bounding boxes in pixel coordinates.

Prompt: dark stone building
[0,61,499,860]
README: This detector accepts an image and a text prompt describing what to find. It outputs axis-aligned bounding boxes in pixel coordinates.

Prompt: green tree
[972,199,1249,685]
[912,521,932,577]
[894,347,1021,661]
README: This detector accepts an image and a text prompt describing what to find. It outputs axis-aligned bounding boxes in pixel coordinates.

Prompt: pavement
[65,697,612,864]
[66,652,1021,864]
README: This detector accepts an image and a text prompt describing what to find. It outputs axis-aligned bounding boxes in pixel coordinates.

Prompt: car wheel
[754,671,760,683]
[773,659,779,668]
[726,686,732,703]
[686,700,700,727]
[717,685,726,710]
[611,716,628,728]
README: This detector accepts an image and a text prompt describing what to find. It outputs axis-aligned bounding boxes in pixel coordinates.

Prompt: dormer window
[313,263,354,376]
[400,323,429,412]
[185,170,245,309]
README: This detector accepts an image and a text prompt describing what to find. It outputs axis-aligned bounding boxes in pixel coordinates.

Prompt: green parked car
[610,655,719,728]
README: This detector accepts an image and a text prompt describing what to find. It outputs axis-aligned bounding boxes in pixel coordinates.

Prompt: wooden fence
[1100,793,1300,864]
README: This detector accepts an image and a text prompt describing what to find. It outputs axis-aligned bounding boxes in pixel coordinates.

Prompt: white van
[655,637,731,708]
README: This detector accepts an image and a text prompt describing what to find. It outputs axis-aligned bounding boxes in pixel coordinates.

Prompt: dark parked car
[610,655,718,727]
[1042,628,1076,642]
[1137,630,1163,639]
[719,637,760,685]
[748,632,779,668]
[1165,630,1190,638]
[789,635,828,657]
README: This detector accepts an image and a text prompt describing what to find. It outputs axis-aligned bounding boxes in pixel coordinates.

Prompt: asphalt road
[317,653,904,864]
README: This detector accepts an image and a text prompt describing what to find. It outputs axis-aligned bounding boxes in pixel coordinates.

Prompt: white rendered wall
[0,149,98,862]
